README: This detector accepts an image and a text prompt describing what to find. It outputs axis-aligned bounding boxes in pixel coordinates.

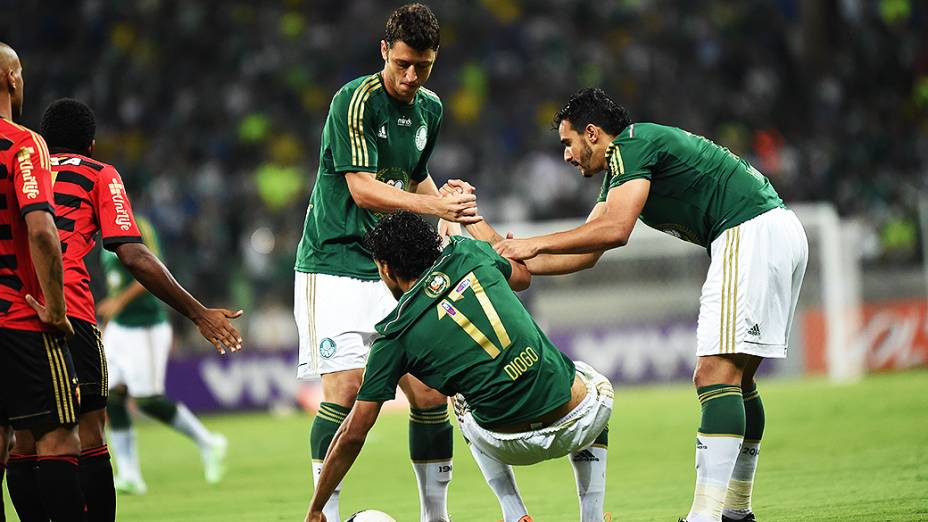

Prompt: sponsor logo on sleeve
[108,180,133,231]
[16,147,39,199]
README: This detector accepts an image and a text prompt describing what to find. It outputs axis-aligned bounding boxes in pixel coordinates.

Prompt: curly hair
[40,98,96,152]
[365,211,443,281]
[385,3,440,51]
[552,88,630,136]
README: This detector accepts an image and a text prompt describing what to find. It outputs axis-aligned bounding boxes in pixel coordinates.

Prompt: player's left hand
[494,238,540,260]
[192,308,245,355]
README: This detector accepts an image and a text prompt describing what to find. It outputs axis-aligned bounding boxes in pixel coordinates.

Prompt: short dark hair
[365,211,443,280]
[552,88,630,136]
[385,3,440,52]
[40,98,96,152]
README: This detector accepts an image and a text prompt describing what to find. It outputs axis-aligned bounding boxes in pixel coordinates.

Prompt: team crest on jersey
[415,125,428,151]
[424,272,450,298]
[319,338,336,359]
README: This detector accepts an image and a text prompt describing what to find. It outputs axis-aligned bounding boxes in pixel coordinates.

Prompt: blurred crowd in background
[2,0,926,349]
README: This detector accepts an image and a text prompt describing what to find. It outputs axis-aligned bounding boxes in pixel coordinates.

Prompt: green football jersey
[356,237,576,428]
[294,74,443,280]
[101,217,167,327]
[599,123,783,249]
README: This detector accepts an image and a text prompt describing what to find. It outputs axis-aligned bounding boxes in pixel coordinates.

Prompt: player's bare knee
[34,425,80,456]
[12,428,36,454]
[78,409,107,448]
[693,354,743,388]
[321,369,364,407]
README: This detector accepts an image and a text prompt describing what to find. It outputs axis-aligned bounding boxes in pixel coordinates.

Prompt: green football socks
[310,402,350,522]
[409,404,453,522]
[724,382,765,520]
[687,384,745,522]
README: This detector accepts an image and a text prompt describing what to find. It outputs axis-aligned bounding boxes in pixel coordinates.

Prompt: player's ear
[585,124,598,143]
[88,139,96,157]
[380,40,389,62]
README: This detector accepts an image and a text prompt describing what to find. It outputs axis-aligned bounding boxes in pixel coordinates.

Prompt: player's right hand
[25,294,75,338]
[193,308,244,355]
[439,179,476,196]
[434,193,482,224]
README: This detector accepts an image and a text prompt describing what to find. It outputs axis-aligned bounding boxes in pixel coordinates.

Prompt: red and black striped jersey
[0,117,56,332]
[50,153,142,325]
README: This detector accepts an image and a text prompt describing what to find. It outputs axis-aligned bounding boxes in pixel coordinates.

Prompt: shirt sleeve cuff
[102,235,144,251]
[20,202,54,217]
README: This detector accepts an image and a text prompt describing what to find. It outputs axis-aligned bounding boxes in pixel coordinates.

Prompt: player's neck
[399,277,418,294]
[0,96,12,121]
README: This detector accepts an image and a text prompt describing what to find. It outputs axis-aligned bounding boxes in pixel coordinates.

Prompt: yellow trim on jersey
[347,76,382,168]
[418,86,440,101]
[613,144,625,175]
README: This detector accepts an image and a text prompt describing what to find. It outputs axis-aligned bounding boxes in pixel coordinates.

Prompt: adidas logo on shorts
[748,323,761,337]
[571,450,599,462]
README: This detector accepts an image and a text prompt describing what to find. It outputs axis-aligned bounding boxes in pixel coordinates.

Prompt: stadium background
[2,1,927,520]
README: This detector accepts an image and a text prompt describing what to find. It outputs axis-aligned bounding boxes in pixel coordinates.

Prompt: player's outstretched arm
[113,242,243,354]
[24,210,74,337]
[495,178,650,260]
[345,171,482,224]
[305,400,383,522]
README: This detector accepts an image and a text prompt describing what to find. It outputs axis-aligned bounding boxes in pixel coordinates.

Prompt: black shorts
[0,327,79,433]
[70,317,108,413]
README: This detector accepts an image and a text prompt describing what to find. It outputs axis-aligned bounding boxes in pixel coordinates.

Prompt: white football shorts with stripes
[697,206,809,358]
[104,321,173,397]
[293,272,397,380]
[456,361,613,466]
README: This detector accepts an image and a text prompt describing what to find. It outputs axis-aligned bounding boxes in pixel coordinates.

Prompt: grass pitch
[4,370,927,521]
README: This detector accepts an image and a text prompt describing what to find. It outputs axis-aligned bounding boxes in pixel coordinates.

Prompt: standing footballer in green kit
[459,88,808,522]
[292,5,480,522]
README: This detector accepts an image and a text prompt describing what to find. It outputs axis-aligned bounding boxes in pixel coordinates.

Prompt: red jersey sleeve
[12,131,54,216]
[93,165,143,250]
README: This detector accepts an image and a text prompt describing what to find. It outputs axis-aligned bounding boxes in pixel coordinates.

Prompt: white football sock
[411,460,452,521]
[170,403,215,450]
[109,428,142,482]
[313,460,342,522]
[468,443,527,522]
[687,435,743,522]
[723,441,760,520]
[570,446,607,522]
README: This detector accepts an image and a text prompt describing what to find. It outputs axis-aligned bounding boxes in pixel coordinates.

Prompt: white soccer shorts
[104,321,173,397]
[293,272,397,380]
[456,361,614,466]
[696,207,809,359]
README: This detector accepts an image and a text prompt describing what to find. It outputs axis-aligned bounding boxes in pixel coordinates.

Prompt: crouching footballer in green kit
[305,212,613,522]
